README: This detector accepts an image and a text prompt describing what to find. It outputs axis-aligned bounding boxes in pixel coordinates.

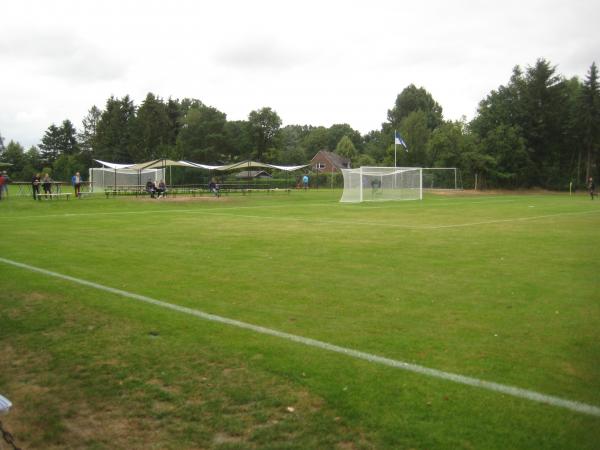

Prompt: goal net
[422,167,462,190]
[89,168,166,191]
[340,167,422,203]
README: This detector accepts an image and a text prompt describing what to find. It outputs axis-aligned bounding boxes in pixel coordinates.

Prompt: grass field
[1,189,599,449]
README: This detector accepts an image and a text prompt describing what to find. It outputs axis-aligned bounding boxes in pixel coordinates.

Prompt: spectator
[72,171,82,198]
[1,171,8,198]
[302,174,309,190]
[145,179,156,198]
[32,173,41,200]
[156,180,166,198]
[208,178,220,197]
[42,173,52,199]
[0,172,5,201]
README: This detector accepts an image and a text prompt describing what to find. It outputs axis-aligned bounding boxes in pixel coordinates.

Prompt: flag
[395,131,407,149]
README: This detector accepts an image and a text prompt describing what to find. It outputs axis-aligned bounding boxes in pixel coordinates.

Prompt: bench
[37,193,71,200]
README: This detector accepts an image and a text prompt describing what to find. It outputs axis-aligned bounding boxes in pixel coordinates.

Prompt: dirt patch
[23,292,50,301]
[213,432,244,445]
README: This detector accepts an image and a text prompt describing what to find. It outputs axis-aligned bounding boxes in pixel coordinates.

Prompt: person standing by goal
[72,171,82,198]
[588,177,596,200]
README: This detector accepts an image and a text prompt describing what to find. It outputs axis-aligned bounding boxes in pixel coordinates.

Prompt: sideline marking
[1,256,599,418]
[0,202,334,221]
[1,202,597,229]
[424,209,600,229]
[182,208,600,230]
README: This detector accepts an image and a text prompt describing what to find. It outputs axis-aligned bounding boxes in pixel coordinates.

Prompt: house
[310,150,351,173]
[234,170,273,179]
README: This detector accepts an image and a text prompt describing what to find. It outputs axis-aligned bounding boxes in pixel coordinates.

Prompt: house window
[315,163,326,170]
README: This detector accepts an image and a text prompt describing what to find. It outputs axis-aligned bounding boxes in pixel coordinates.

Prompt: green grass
[1,190,599,449]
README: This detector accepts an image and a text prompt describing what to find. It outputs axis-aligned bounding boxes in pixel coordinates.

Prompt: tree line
[1,58,598,189]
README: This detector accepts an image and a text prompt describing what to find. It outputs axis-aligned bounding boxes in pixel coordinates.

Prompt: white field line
[183,208,600,230]
[423,209,600,229]
[0,202,334,221]
[1,201,597,230]
[1,256,599,418]
[0,197,539,222]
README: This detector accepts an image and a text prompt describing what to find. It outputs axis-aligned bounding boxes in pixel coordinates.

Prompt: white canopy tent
[91,159,308,190]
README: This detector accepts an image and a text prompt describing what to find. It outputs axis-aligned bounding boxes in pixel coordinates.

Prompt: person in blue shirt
[302,174,309,190]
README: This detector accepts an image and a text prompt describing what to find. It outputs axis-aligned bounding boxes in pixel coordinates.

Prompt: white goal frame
[89,167,166,191]
[340,166,423,203]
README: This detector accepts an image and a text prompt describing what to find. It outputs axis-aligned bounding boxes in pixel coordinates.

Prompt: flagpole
[394,129,397,167]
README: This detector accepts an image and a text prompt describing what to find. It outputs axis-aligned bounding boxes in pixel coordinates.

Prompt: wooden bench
[37,193,71,200]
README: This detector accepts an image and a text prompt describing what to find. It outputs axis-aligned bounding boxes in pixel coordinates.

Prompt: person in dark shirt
[32,173,41,200]
[146,179,156,198]
[588,177,596,200]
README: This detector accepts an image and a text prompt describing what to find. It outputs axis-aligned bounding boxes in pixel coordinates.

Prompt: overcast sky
[1,0,598,148]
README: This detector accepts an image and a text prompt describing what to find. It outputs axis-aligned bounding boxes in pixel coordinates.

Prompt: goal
[340,167,422,203]
[89,167,166,191]
[422,167,462,190]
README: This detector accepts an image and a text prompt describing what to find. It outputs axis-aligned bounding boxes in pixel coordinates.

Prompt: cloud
[213,37,308,70]
[0,30,125,82]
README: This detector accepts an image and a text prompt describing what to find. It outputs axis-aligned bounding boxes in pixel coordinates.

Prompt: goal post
[421,167,462,190]
[340,167,422,203]
[89,167,166,191]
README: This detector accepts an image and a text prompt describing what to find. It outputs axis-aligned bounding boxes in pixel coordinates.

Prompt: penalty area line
[1,256,599,418]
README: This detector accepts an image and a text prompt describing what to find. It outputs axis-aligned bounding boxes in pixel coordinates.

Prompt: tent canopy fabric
[96,159,308,172]
[128,159,193,171]
[94,159,134,170]
[184,160,308,172]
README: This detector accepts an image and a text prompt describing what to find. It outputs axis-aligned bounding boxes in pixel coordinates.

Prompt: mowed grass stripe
[1,255,600,418]
[1,198,597,230]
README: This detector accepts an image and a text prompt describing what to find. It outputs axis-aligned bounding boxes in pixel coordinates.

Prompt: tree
[247,107,282,160]
[0,141,26,176]
[427,121,465,168]
[223,120,252,161]
[53,154,86,181]
[335,136,357,162]
[177,103,228,163]
[519,59,569,186]
[302,127,329,158]
[94,96,136,162]
[78,106,101,156]
[130,93,172,161]
[471,59,576,188]
[362,130,388,163]
[59,119,79,156]
[387,84,443,131]
[0,131,5,153]
[479,125,531,187]
[22,146,42,179]
[386,110,430,166]
[327,124,363,153]
[580,62,600,181]
[39,124,62,164]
